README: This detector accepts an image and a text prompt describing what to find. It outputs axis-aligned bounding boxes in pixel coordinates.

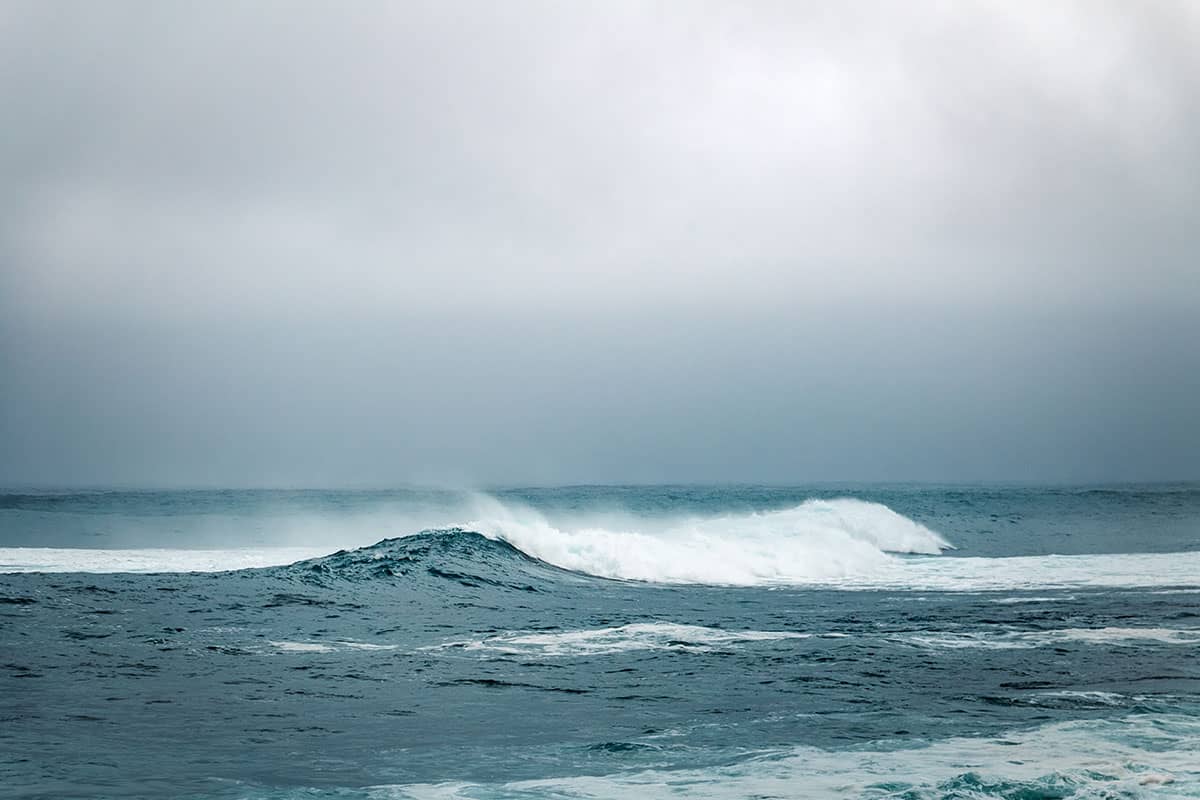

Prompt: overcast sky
[1,1,1198,487]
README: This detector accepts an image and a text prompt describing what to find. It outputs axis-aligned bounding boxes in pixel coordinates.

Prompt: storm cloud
[2,1,1198,486]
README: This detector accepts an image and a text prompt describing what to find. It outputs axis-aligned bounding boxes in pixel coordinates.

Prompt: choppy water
[2,485,1199,798]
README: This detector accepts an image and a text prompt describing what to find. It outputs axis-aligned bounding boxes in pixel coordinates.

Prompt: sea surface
[1,485,1199,799]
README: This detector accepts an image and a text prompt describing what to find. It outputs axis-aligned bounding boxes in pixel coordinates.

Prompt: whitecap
[431,622,809,657]
[269,641,335,653]
[898,626,1200,650]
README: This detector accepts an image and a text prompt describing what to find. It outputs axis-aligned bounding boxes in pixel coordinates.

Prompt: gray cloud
[2,1,1198,486]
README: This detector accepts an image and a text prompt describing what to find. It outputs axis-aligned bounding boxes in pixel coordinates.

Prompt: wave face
[464,496,951,585]
[272,529,588,591]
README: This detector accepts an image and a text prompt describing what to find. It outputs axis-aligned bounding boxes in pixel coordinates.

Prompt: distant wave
[6,495,1200,591]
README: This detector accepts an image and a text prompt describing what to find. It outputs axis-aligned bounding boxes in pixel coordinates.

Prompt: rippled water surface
[2,485,1198,798]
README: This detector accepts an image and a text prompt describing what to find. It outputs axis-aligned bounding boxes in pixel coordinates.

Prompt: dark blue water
[2,485,1199,798]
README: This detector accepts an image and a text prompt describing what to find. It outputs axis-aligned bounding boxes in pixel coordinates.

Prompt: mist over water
[2,3,1199,488]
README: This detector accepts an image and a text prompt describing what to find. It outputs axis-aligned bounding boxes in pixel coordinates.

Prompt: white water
[900,626,1200,650]
[268,640,400,653]
[238,624,1200,659]
[0,545,327,573]
[468,497,952,584]
[855,551,1200,592]
[438,624,1200,658]
[269,640,336,653]
[431,623,811,657]
[381,713,1200,799]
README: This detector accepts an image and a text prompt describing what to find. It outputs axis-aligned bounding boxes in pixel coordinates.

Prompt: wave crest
[465,497,950,585]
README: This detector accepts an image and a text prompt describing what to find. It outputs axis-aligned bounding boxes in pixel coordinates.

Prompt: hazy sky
[2,1,1198,487]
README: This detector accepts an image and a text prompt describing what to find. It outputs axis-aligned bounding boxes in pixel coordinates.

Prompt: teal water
[1,485,1199,798]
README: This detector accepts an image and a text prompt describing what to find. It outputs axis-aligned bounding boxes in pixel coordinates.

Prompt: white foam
[377,713,1200,799]
[463,497,1200,589]
[900,626,1200,650]
[269,640,336,653]
[0,546,329,574]
[339,641,401,651]
[432,622,809,657]
[1030,690,1129,707]
[1052,627,1200,646]
[267,640,397,654]
[989,595,1072,604]
[857,551,1200,592]
[467,497,952,585]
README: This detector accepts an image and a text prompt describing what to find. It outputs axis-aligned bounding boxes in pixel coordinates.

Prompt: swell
[269,528,585,591]
[9,495,1200,590]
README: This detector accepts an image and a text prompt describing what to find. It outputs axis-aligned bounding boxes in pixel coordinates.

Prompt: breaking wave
[0,497,952,586]
[463,496,952,584]
[262,496,950,589]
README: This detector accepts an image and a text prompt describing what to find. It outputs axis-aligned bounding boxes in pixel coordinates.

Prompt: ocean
[1,485,1198,799]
